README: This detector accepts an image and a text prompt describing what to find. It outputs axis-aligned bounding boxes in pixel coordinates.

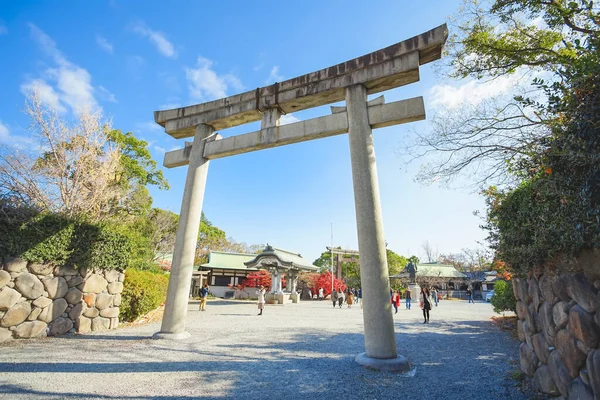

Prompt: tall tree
[404,0,600,189]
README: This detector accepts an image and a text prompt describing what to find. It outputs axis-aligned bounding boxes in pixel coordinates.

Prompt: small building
[198,245,318,300]
[390,262,469,298]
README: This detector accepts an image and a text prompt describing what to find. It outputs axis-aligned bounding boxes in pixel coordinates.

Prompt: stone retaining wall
[0,258,124,342]
[513,257,600,398]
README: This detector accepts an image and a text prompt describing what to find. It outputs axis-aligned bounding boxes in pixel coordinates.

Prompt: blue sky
[0,1,501,263]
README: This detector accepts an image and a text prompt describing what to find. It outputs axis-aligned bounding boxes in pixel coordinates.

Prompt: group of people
[330,287,362,309]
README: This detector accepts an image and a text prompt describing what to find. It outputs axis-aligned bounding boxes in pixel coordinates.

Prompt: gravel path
[0,298,533,399]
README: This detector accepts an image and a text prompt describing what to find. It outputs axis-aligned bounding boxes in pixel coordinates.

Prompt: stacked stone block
[514,256,600,399]
[0,258,124,341]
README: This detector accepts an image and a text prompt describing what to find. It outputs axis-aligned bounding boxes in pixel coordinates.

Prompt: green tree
[490,280,517,314]
[406,0,599,188]
[386,249,408,276]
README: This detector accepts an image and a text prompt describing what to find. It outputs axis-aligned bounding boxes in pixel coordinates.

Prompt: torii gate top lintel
[155,24,448,140]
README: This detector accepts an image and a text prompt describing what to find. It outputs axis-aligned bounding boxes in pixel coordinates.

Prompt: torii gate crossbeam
[153,24,448,373]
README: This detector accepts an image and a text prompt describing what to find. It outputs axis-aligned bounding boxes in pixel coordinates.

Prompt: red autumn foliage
[238,270,286,290]
[308,271,346,298]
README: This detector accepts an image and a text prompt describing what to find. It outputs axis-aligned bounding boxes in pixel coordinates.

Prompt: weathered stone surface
[113,294,121,307]
[1,301,32,327]
[81,274,108,294]
[556,329,587,378]
[0,270,10,289]
[540,274,558,304]
[54,265,78,276]
[48,317,73,336]
[118,273,125,282]
[95,293,113,310]
[568,305,599,349]
[64,288,83,305]
[76,316,91,333]
[83,307,99,318]
[6,282,14,288]
[566,273,597,313]
[516,301,527,320]
[514,278,530,304]
[576,339,592,356]
[553,276,571,302]
[577,248,600,283]
[539,301,556,343]
[534,364,559,396]
[548,350,572,397]
[567,377,594,400]
[526,302,540,334]
[43,277,68,299]
[104,270,120,283]
[529,277,542,311]
[587,350,600,397]
[0,287,21,310]
[27,307,42,321]
[67,275,83,287]
[33,296,52,308]
[5,258,27,273]
[532,332,551,364]
[13,321,46,339]
[91,316,110,332]
[38,298,68,323]
[520,342,539,376]
[28,263,54,276]
[68,302,83,320]
[83,293,96,308]
[14,273,44,299]
[0,327,12,342]
[110,317,118,329]
[554,301,571,329]
[100,307,119,318]
[107,282,123,294]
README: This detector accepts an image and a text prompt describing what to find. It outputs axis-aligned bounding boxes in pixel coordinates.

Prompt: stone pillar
[154,124,214,340]
[346,84,411,372]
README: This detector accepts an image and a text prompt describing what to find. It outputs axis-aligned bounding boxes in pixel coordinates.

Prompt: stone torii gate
[153,24,448,371]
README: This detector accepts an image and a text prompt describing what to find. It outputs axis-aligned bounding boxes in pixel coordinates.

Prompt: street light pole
[330,222,334,293]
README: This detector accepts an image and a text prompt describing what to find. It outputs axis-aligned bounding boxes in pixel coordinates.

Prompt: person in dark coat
[420,287,433,324]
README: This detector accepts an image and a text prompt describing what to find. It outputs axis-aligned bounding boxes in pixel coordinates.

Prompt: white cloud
[20,79,66,113]
[132,22,176,58]
[23,24,107,113]
[153,145,166,154]
[0,121,9,142]
[280,114,299,125]
[429,74,521,109]
[96,35,113,54]
[159,102,181,110]
[136,121,163,132]
[185,56,244,101]
[98,86,117,103]
[266,66,284,84]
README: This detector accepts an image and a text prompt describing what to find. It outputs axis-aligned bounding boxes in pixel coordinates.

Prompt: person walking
[432,288,439,307]
[391,290,400,314]
[337,288,345,308]
[256,285,266,316]
[331,288,338,308]
[318,287,324,300]
[405,288,412,310]
[420,287,433,323]
[346,289,354,309]
[358,287,363,309]
[466,287,474,304]
[199,283,209,311]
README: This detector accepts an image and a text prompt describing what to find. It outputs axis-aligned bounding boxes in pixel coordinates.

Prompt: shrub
[0,211,131,270]
[491,280,516,314]
[120,269,169,322]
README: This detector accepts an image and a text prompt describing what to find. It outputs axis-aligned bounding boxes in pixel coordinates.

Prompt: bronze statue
[404,261,417,284]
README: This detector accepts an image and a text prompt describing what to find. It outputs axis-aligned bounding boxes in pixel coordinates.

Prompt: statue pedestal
[409,283,421,304]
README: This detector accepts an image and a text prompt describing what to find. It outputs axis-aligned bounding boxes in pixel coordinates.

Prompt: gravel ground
[0,298,534,400]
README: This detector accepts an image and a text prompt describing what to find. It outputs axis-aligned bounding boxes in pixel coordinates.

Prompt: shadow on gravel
[0,319,527,399]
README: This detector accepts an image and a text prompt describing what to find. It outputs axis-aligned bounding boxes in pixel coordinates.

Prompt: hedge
[119,269,169,322]
[0,211,131,270]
